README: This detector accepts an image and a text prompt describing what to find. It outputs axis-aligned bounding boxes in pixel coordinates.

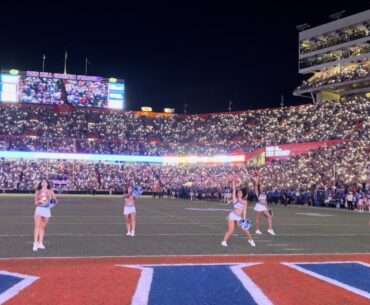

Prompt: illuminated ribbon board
[163,155,245,164]
[0,151,245,164]
[0,151,163,163]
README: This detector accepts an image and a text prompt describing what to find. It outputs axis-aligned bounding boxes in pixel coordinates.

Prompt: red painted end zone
[0,254,369,305]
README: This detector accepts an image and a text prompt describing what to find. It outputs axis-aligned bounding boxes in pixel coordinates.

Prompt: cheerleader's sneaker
[248,240,256,247]
[32,242,38,251]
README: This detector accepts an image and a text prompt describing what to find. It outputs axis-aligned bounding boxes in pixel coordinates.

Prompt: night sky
[0,1,368,113]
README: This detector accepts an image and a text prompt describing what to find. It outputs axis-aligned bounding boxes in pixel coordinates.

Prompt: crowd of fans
[0,95,369,207]
[65,80,108,108]
[299,23,370,54]
[18,77,109,108]
[0,140,369,205]
[19,77,63,105]
[296,64,370,91]
[0,96,369,155]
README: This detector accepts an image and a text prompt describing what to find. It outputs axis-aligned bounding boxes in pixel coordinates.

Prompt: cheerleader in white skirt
[221,176,255,247]
[123,186,137,236]
[254,175,275,236]
[33,179,56,251]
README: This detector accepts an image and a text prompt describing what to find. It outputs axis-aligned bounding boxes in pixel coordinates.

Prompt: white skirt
[227,211,243,221]
[35,206,51,218]
[254,203,268,212]
[123,205,136,215]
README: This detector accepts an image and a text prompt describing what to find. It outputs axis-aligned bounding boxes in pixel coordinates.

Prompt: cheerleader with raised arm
[254,174,276,236]
[221,176,255,247]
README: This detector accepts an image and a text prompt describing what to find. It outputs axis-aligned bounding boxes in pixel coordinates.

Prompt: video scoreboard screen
[0,70,125,109]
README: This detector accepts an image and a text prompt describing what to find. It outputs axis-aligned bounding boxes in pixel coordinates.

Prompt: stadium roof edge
[299,9,370,40]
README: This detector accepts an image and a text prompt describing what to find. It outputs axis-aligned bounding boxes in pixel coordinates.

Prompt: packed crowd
[65,80,108,108]
[299,22,370,54]
[0,140,369,202]
[299,43,370,70]
[296,64,370,91]
[19,77,63,105]
[0,94,369,206]
[0,96,369,155]
[18,77,109,108]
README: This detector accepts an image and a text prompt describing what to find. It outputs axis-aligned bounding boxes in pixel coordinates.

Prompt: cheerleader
[254,175,275,235]
[123,186,136,236]
[221,177,255,247]
[33,179,56,251]
[358,191,364,213]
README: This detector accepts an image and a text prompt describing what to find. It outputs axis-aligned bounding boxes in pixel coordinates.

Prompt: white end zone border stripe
[282,261,370,300]
[118,262,273,305]
[0,270,39,305]
[230,264,273,305]
[0,252,369,260]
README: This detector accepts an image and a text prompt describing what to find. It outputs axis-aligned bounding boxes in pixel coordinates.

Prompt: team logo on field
[119,263,272,305]
[0,270,38,305]
[1,258,369,304]
[283,261,370,299]
[118,260,370,305]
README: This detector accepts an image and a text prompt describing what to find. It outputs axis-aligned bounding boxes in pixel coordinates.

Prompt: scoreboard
[0,74,18,102]
[0,70,125,110]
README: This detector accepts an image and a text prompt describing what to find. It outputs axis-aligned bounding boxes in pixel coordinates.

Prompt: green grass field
[0,194,369,258]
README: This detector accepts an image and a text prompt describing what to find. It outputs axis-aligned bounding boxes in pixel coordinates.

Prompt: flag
[85,57,91,75]
[64,49,68,74]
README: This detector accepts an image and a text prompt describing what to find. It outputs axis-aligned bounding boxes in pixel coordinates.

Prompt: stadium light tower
[184,103,188,114]
[228,100,232,112]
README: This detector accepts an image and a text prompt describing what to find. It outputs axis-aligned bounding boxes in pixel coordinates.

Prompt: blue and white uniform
[358,192,364,206]
[227,200,244,221]
[123,194,136,215]
[123,205,136,215]
[254,193,268,212]
[35,190,51,218]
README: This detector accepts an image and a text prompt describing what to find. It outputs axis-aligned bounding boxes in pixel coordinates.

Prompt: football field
[0,195,369,304]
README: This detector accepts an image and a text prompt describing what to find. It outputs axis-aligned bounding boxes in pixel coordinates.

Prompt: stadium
[0,6,369,305]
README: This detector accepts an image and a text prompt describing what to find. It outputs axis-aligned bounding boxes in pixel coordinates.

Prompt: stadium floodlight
[9,69,19,75]
[141,106,153,112]
[330,10,346,20]
[109,77,117,83]
[164,108,175,113]
[296,23,310,31]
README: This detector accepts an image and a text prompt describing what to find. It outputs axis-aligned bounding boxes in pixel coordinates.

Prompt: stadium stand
[0,96,369,208]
